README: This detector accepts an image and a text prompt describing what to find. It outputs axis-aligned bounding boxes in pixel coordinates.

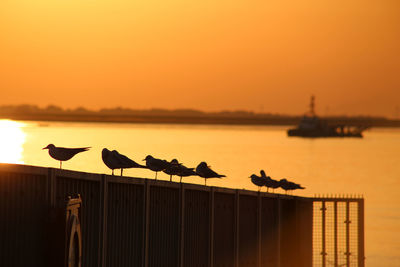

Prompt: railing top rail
[312,197,364,202]
[0,163,363,202]
[0,163,48,176]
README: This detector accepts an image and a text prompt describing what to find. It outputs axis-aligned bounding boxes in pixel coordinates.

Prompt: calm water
[1,120,399,266]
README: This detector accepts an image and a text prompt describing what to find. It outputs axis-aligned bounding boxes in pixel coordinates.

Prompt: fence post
[99,174,108,267]
[47,168,56,207]
[143,180,150,267]
[321,201,326,267]
[345,201,351,267]
[277,198,281,267]
[334,201,338,267]
[358,199,365,267]
[209,187,214,267]
[234,190,239,267]
[179,184,185,267]
[257,193,261,267]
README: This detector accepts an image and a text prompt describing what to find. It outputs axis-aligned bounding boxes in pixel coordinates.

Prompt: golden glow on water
[0,120,26,164]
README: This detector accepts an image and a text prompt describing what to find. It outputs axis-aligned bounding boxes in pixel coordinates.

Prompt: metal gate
[312,196,365,267]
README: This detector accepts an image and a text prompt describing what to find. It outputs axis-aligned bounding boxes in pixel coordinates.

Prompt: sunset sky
[1,0,399,117]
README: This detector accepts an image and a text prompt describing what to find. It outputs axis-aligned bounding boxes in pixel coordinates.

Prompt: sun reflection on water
[0,120,26,164]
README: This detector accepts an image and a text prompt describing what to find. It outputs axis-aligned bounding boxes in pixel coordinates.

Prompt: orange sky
[1,0,399,117]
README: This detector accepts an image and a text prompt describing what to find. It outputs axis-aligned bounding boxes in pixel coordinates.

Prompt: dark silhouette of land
[0,104,399,127]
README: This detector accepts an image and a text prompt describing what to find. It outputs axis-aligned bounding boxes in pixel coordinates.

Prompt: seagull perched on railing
[143,155,171,179]
[43,144,90,169]
[195,161,226,186]
[102,148,147,176]
[278,178,305,194]
[249,174,265,191]
[163,159,199,183]
[260,170,280,193]
[177,165,198,183]
[163,159,182,181]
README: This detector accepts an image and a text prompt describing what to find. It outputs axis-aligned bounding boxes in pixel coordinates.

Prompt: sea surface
[0,119,399,267]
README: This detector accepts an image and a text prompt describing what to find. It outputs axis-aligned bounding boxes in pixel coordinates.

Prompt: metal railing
[312,196,365,267]
[0,163,365,267]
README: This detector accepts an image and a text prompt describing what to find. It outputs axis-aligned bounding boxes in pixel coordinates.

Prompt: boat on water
[287,96,369,138]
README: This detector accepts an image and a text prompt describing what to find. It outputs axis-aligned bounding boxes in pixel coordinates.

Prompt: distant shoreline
[1,104,399,127]
[1,113,400,127]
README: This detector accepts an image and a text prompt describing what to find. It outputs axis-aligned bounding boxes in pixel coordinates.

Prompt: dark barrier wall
[0,163,313,267]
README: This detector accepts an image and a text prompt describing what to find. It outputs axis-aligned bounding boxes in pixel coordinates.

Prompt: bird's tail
[74,147,91,153]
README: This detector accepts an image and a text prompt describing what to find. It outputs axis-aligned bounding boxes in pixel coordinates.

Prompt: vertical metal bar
[322,201,326,267]
[179,184,185,267]
[334,201,338,267]
[277,198,281,267]
[47,168,56,207]
[209,187,214,267]
[346,201,350,267]
[358,199,365,267]
[143,180,150,267]
[99,174,108,267]
[235,190,239,267]
[257,193,261,267]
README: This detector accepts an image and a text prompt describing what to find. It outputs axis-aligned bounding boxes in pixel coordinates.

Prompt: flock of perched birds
[43,144,305,193]
[249,170,305,194]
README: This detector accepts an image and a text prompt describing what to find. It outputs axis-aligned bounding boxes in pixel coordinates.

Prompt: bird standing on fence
[278,178,305,194]
[102,148,147,176]
[249,174,265,191]
[177,165,198,183]
[260,170,280,193]
[143,155,171,179]
[163,159,182,181]
[43,144,90,169]
[196,161,226,186]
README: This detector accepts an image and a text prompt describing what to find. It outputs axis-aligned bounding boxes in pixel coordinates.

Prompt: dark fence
[0,164,364,267]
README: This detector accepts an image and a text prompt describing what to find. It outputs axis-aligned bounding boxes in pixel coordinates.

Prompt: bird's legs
[59,161,62,169]
[111,169,114,176]
[204,179,207,186]
[121,169,123,176]
[180,176,182,183]
[170,175,172,182]
[155,172,158,180]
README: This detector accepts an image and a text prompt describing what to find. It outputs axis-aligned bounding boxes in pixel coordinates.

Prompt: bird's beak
[142,159,145,161]
[42,146,48,150]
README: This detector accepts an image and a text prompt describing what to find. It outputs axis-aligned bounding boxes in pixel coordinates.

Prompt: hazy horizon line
[0,103,396,120]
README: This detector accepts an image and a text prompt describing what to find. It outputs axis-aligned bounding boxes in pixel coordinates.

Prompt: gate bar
[321,201,326,267]
[358,199,365,267]
[345,201,350,267]
[334,201,338,267]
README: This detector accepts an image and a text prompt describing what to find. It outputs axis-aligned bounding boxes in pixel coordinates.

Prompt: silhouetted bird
[143,155,171,179]
[43,144,90,169]
[278,178,305,194]
[195,161,226,186]
[163,159,182,181]
[249,174,265,191]
[260,170,280,193]
[177,165,198,183]
[102,148,147,176]
[163,159,199,182]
